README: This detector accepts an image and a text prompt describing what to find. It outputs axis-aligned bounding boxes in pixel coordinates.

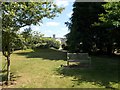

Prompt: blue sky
[20,0,75,38]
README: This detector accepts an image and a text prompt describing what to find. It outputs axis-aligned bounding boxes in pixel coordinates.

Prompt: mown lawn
[1,48,120,89]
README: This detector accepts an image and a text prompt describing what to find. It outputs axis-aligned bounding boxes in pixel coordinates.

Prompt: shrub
[38,37,60,49]
[62,44,68,50]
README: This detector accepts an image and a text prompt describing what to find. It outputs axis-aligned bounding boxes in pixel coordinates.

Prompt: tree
[30,31,44,49]
[2,2,64,85]
[91,2,120,55]
[65,2,105,53]
[20,27,32,49]
[2,30,24,84]
[41,37,60,49]
[66,2,120,55]
[98,2,120,54]
[21,27,32,42]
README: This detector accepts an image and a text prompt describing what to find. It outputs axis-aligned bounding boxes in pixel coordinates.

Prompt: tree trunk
[6,55,10,85]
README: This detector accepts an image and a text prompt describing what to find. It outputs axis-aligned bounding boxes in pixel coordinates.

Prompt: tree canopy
[66,2,105,53]
[2,2,64,84]
[2,2,64,56]
[65,2,120,55]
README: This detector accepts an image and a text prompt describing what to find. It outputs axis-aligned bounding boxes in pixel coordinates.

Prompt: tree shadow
[0,70,21,85]
[55,56,119,89]
[15,48,67,61]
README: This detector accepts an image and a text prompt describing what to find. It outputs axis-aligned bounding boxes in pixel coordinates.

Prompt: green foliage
[2,2,64,56]
[1,2,64,83]
[38,37,60,49]
[29,31,44,49]
[98,2,120,53]
[20,29,44,49]
[2,2,64,29]
[100,2,120,27]
[20,30,60,49]
[2,30,24,57]
[92,2,120,54]
[66,2,120,55]
[21,27,32,42]
[66,2,105,53]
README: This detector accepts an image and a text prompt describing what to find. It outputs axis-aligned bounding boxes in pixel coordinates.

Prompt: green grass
[1,48,120,89]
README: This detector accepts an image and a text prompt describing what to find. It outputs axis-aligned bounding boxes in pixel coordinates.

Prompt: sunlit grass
[1,49,119,88]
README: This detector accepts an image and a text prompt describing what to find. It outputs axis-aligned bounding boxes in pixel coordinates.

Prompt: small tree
[2,2,64,85]
[2,30,23,83]
[21,27,32,49]
[21,27,32,42]
[39,37,60,49]
[30,31,44,49]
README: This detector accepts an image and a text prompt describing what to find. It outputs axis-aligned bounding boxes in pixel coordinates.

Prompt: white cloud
[46,22,60,26]
[55,0,69,7]
[55,0,76,7]
[67,11,73,17]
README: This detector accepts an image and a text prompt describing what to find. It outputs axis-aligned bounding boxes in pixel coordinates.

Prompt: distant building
[53,34,67,49]
[43,34,67,49]
[53,34,56,39]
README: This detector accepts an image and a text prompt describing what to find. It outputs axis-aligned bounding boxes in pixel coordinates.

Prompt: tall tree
[98,2,120,54]
[66,2,105,53]
[2,2,64,85]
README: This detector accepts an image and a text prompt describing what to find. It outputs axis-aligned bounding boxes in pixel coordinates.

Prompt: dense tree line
[65,2,120,55]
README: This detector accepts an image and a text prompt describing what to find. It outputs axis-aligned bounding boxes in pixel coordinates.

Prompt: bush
[20,35,60,49]
[36,38,60,49]
[62,44,68,50]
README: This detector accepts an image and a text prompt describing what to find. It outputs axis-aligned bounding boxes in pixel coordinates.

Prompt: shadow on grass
[0,71,21,84]
[56,56,119,89]
[15,48,67,61]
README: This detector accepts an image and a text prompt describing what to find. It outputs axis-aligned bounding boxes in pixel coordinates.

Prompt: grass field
[1,48,120,89]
